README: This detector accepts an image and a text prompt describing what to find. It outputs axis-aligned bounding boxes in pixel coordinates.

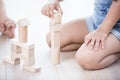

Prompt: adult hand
[0,15,16,38]
[41,2,63,18]
[84,28,108,51]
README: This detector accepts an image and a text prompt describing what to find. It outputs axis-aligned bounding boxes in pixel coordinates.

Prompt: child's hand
[0,15,16,38]
[41,2,63,18]
[84,28,108,51]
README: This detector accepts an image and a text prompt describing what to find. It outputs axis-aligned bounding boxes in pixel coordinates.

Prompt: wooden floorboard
[1,35,120,80]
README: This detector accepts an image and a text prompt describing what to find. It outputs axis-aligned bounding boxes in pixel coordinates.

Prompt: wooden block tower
[3,18,40,72]
[49,12,62,65]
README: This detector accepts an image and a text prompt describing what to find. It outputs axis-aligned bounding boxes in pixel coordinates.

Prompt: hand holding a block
[41,2,63,18]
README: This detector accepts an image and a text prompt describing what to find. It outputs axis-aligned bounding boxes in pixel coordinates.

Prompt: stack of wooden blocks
[2,12,62,72]
[50,12,62,65]
[3,18,40,72]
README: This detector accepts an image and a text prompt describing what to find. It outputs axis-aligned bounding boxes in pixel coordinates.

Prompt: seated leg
[76,34,120,70]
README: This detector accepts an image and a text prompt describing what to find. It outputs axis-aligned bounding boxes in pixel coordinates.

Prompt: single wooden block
[51,47,60,64]
[3,42,21,65]
[17,18,30,27]
[51,31,60,48]
[10,40,34,49]
[23,65,41,72]
[17,18,30,43]
[22,48,35,66]
[50,12,62,26]
[10,42,21,61]
[3,41,22,65]
[3,57,20,65]
[51,31,60,64]
[50,24,61,32]
[18,26,28,43]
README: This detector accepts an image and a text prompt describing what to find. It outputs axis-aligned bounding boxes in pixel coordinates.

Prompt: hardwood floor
[0,35,120,80]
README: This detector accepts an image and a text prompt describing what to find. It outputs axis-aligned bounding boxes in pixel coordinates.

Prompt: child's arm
[0,0,16,38]
[98,0,120,34]
[0,0,6,33]
[85,1,120,50]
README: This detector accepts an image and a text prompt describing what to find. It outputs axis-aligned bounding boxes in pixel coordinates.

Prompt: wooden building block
[10,40,34,49]
[51,31,60,64]
[3,18,40,72]
[23,65,40,72]
[17,18,30,43]
[51,31,60,47]
[22,46,35,66]
[50,12,62,65]
[3,42,21,65]
[50,12,62,26]
[50,24,61,32]
[3,39,40,72]
[3,57,20,65]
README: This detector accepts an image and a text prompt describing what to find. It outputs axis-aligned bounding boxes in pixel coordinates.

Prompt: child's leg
[76,34,120,70]
[46,18,89,51]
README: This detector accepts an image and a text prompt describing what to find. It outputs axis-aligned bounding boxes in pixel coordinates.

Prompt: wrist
[0,11,6,16]
[97,27,110,34]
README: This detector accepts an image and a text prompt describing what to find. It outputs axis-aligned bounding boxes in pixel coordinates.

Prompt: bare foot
[0,15,16,38]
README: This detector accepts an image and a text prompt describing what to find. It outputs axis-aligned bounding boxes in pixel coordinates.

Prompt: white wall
[1,0,94,45]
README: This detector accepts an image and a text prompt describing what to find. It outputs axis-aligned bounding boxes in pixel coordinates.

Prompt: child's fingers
[10,23,16,32]
[94,39,100,51]
[41,6,47,16]
[0,23,5,31]
[4,20,16,36]
[85,36,91,46]
[5,28,15,38]
[56,6,63,15]
[101,40,105,49]
[89,39,95,50]
[49,7,55,18]
[5,21,13,28]
[41,5,51,17]
[46,7,51,17]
